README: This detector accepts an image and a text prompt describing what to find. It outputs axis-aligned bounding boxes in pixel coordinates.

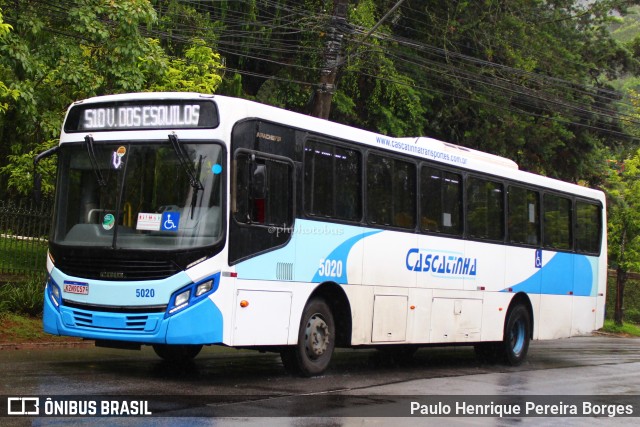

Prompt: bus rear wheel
[474,303,530,366]
[152,344,203,363]
[501,304,531,366]
[281,298,335,377]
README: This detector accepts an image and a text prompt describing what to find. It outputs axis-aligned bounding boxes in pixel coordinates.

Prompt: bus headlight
[195,280,213,297]
[166,274,219,317]
[48,279,61,308]
[175,289,191,307]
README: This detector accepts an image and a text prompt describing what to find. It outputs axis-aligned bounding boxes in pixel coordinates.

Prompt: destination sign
[64,100,219,132]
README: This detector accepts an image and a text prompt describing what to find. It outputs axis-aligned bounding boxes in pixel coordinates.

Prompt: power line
[11,0,639,140]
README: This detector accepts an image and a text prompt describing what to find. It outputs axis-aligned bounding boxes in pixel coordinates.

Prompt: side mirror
[33,173,43,204]
[33,146,59,204]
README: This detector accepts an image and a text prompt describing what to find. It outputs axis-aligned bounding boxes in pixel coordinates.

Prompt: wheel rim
[304,313,330,360]
[509,318,526,356]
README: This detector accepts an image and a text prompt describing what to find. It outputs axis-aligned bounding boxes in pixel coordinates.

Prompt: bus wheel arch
[502,293,534,366]
[507,292,534,340]
[280,282,351,376]
[308,282,352,347]
[475,292,533,365]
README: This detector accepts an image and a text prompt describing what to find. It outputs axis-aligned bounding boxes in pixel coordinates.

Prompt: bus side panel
[362,231,417,289]
[595,254,607,330]
[503,246,541,341]
[464,240,505,293]
[207,271,238,346]
[571,255,600,335]
[343,285,374,346]
[224,278,315,346]
[360,231,416,345]
[406,288,432,343]
[572,296,597,336]
[415,234,465,291]
[538,252,574,339]
[479,292,513,342]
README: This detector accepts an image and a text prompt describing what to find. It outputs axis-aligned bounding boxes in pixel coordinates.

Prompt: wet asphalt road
[1,335,639,425]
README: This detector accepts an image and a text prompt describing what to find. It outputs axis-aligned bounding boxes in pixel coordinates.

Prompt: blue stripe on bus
[506,252,596,296]
[311,230,382,283]
[166,298,223,344]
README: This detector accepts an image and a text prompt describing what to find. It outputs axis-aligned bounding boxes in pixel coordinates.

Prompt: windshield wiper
[168,133,203,191]
[169,133,204,219]
[84,135,106,186]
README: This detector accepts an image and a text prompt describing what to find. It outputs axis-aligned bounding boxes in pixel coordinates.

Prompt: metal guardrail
[0,200,52,278]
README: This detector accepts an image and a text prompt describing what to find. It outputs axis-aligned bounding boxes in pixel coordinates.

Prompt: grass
[599,319,640,337]
[0,312,82,344]
[0,313,45,342]
[0,236,48,274]
[0,277,46,316]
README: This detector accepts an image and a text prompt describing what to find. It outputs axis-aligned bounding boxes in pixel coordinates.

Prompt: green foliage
[611,6,640,43]
[0,0,224,198]
[601,319,640,335]
[0,8,18,114]
[1,139,57,197]
[0,0,639,198]
[333,0,428,136]
[145,39,223,93]
[606,146,640,274]
[0,278,44,317]
[606,277,640,322]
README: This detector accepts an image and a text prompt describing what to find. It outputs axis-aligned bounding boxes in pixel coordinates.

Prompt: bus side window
[543,193,572,250]
[576,201,601,254]
[366,153,416,229]
[420,166,462,235]
[233,151,293,227]
[508,186,540,245]
[467,176,504,241]
[304,139,362,222]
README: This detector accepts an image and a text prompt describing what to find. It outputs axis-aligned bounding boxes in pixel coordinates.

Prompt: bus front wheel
[152,344,203,363]
[281,298,335,377]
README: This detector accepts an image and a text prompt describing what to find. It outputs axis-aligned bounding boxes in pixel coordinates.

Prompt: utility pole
[310,0,407,119]
[310,0,348,119]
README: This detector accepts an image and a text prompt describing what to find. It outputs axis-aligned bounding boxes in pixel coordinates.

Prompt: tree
[0,0,223,198]
[194,0,640,183]
[0,7,18,114]
[606,148,640,325]
[332,0,428,136]
[144,39,223,93]
[607,88,640,325]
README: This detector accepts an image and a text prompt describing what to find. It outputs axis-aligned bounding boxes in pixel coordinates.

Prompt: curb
[0,340,95,351]
[592,330,636,338]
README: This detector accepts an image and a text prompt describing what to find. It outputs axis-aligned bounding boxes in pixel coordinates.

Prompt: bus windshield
[52,140,224,251]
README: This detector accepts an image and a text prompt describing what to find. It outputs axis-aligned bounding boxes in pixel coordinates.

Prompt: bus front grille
[56,255,180,281]
[62,307,162,333]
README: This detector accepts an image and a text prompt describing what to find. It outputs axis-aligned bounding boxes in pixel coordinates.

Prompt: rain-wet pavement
[1,335,639,425]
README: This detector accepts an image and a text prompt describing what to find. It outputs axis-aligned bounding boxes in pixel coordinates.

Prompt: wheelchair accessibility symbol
[535,249,542,268]
[161,212,180,232]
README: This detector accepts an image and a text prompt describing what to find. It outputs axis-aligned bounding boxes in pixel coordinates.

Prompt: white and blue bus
[38,92,606,376]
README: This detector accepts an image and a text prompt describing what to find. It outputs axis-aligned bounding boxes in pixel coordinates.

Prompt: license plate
[63,281,89,295]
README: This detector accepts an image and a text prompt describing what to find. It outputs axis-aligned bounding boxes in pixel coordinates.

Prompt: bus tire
[152,344,202,363]
[501,304,530,366]
[281,298,335,377]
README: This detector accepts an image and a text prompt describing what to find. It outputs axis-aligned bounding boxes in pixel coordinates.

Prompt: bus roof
[62,92,604,202]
